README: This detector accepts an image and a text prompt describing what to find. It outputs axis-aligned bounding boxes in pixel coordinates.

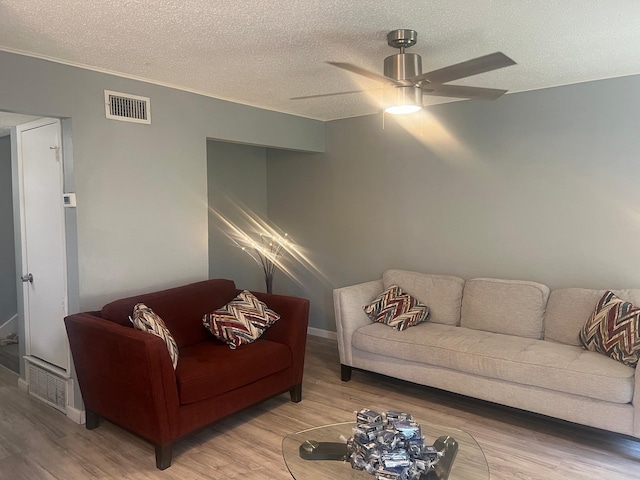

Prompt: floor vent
[105,90,151,124]
[28,362,67,413]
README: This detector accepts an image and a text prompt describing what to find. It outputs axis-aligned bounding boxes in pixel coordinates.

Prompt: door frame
[14,117,70,373]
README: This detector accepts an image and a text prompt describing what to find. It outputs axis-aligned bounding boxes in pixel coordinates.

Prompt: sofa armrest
[334,280,383,366]
[252,292,310,386]
[634,364,640,437]
[65,313,180,445]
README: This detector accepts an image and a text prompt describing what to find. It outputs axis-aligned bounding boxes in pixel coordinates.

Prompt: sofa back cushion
[101,279,237,348]
[382,270,465,325]
[461,278,550,339]
[545,288,640,346]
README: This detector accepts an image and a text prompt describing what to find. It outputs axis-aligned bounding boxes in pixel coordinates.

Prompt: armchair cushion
[130,303,179,369]
[101,279,237,348]
[202,290,280,349]
[176,339,291,404]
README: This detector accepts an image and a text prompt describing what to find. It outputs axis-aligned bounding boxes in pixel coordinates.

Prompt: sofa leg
[341,364,352,382]
[155,443,173,470]
[85,409,100,430]
[289,383,302,403]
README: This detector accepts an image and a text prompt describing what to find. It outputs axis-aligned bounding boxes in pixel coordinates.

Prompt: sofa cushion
[202,290,280,349]
[363,284,429,331]
[545,288,640,346]
[101,279,237,348]
[176,339,291,405]
[129,303,179,369]
[461,278,550,339]
[352,322,635,404]
[383,270,464,326]
[544,289,605,346]
[579,291,640,367]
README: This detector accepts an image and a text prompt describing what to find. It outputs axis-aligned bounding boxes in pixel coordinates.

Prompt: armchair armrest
[251,291,310,386]
[333,279,383,366]
[65,312,180,445]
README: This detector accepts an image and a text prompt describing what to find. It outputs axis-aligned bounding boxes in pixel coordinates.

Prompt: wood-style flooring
[0,342,19,373]
[1,335,639,479]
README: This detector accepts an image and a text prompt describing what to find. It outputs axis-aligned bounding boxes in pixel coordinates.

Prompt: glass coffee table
[282,421,489,480]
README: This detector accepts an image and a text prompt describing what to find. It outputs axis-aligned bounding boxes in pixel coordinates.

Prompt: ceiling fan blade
[290,89,380,100]
[411,52,516,85]
[326,61,400,85]
[422,84,508,100]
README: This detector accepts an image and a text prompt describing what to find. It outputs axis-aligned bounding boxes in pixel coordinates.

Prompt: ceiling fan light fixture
[384,86,422,115]
[385,104,422,115]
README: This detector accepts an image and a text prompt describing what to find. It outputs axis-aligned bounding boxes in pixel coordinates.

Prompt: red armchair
[65,279,309,469]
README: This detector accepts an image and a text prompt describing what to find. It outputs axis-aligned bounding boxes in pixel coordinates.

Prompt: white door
[17,119,69,371]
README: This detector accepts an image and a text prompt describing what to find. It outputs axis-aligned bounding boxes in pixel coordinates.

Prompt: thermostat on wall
[63,193,76,208]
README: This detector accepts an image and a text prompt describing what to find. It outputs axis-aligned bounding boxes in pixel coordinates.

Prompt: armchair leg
[85,409,100,430]
[341,364,352,382]
[155,443,173,470]
[289,383,302,403]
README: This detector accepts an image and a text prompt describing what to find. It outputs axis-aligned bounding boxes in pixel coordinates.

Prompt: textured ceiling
[1,1,640,121]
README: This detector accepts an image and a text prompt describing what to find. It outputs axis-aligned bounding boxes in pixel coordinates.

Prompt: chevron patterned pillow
[579,291,640,367]
[363,284,430,331]
[130,303,179,369]
[203,290,280,349]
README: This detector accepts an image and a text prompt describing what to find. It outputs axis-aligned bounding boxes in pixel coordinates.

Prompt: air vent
[105,90,151,124]
[28,363,67,413]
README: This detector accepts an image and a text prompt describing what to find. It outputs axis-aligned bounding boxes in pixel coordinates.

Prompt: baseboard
[17,376,28,393]
[0,314,18,338]
[307,327,337,340]
[66,405,85,424]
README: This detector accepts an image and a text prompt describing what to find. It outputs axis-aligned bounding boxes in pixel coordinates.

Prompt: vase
[265,274,273,294]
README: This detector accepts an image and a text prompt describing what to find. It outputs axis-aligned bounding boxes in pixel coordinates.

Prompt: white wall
[267,74,640,331]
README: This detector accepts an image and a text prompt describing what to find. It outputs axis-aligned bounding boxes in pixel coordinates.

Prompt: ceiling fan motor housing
[384,53,422,82]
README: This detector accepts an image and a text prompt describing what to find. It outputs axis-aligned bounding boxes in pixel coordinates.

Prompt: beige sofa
[334,269,640,438]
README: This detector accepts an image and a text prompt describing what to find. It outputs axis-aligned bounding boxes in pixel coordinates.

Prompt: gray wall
[0,50,324,313]
[267,74,640,331]
[207,141,269,292]
[0,135,17,324]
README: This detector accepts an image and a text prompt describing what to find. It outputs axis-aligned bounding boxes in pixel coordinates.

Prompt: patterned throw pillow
[579,291,640,367]
[363,284,430,331]
[202,290,280,349]
[129,303,179,369]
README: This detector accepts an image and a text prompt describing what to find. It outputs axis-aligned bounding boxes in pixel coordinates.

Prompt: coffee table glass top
[282,421,489,480]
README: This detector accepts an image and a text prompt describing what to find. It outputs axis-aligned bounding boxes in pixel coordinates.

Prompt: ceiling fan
[292,29,516,114]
